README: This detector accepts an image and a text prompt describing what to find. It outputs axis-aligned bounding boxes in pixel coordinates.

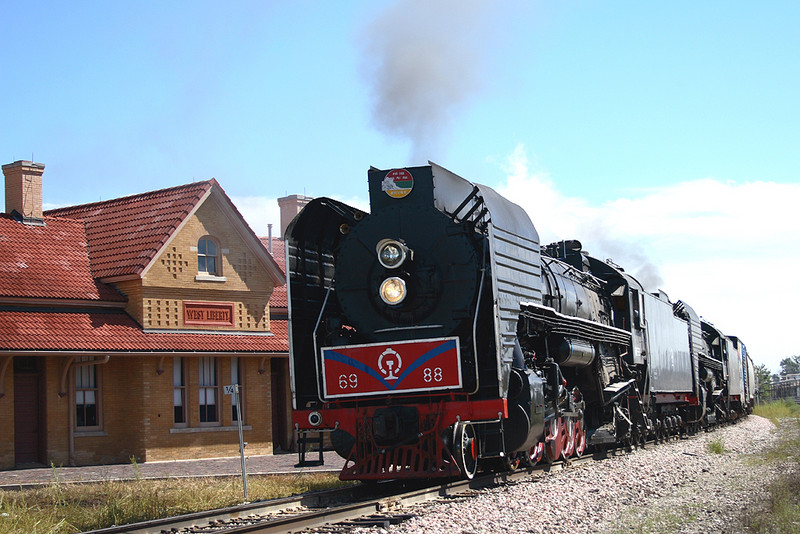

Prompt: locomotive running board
[518,302,631,345]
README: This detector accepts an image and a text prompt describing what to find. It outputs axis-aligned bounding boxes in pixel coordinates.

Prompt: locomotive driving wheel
[563,418,576,458]
[573,418,587,457]
[453,422,479,480]
[523,441,544,467]
[503,451,523,471]
[544,417,562,463]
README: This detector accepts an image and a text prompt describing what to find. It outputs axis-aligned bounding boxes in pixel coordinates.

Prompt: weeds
[706,437,727,454]
[129,456,141,481]
[0,472,350,534]
[753,398,800,426]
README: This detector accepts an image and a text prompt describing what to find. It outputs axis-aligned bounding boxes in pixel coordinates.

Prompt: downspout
[0,356,12,398]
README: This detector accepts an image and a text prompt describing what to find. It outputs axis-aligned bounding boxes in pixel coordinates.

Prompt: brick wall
[139,197,273,332]
[35,355,275,466]
[142,356,273,461]
[43,358,69,466]
[115,279,144,326]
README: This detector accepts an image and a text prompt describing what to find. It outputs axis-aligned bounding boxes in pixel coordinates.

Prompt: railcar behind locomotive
[286,163,754,481]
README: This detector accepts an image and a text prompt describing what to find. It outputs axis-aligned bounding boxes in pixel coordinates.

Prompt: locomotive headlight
[380,276,407,305]
[376,239,410,269]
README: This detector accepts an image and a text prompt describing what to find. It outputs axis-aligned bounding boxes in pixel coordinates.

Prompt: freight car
[286,163,753,480]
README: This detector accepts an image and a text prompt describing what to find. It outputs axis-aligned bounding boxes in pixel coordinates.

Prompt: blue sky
[2,1,798,372]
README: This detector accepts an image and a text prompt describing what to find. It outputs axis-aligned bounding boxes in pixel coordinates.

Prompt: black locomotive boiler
[286,163,755,480]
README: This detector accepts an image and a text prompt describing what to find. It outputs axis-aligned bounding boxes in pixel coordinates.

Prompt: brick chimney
[3,160,45,224]
[277,194,312,237]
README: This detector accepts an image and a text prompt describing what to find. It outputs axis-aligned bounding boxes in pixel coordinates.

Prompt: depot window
[173,357,187,426]
[199,357,219,425]
[74,357,101,430]
[197,237,220,275]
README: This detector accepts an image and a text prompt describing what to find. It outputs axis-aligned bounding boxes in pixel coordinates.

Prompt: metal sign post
[224,384,248,500]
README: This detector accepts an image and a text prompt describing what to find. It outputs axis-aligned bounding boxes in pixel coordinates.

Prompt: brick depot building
[0,161,293,468]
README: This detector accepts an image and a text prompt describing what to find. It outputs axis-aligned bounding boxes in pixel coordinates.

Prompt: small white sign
[224,385,237,395]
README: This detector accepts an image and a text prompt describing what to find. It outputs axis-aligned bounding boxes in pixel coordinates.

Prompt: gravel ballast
[354,415,779,534]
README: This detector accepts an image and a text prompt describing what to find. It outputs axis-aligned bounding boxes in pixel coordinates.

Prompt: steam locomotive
[286,163,755,480]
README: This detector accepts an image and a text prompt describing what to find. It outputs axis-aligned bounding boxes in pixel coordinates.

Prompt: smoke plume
[360,0,498,162]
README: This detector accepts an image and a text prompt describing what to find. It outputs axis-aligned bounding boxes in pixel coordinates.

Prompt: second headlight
[379,276,407,305]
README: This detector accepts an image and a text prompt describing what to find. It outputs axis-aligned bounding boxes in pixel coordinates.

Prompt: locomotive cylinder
[551,336,596,367]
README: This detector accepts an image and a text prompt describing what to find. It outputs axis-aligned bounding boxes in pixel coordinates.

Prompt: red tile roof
[45,181,215,279]
[260,237,287,308]
[0,309,288,353]
[0,214,125,301]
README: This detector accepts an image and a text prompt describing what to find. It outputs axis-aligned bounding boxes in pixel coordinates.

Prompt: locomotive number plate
[321,337,462,399]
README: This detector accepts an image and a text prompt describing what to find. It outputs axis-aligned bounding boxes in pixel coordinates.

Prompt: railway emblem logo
[378,347,402,381]
[381,169,414,198]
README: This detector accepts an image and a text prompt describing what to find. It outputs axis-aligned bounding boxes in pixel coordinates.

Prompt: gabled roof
[44,179,284,285]
[45,181,215,280]
[0,308,288,353]
[0,214,125,302]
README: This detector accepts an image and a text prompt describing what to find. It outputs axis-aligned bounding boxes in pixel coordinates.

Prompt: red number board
[321,337,462,399]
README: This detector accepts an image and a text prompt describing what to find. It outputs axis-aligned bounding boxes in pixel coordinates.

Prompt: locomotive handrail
[470,240,489,396]
[312,276,336,401]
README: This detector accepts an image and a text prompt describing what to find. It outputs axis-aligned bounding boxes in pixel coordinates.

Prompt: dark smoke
[360,0,499,162]
[590,239,665,292]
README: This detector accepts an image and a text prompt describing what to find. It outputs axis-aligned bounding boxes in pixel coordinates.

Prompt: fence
[761,375,800,404]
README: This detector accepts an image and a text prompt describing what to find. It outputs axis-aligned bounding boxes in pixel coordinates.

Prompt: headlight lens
[380,277,407,305]
[308,411,322,426]
[376,239,408,269]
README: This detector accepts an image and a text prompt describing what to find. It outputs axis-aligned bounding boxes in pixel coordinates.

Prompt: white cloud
[496,144,800,373]
[229,195,281,239]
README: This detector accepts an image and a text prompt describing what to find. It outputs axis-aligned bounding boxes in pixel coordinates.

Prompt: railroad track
[80,457,592,534]
[82,432,698,534]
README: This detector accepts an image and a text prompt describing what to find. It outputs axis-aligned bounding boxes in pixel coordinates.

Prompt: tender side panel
[726,338,744,397]
[746,354,756,403]
[645,293,693,393]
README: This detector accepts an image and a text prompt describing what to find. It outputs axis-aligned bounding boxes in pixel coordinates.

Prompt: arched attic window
[197,236,221,276]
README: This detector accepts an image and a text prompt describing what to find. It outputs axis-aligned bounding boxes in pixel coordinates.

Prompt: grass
[753,398,800,425]
[0,472,351,534]
[742,400,800,534]
[612,507,698,534]
[706,437,727,454]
